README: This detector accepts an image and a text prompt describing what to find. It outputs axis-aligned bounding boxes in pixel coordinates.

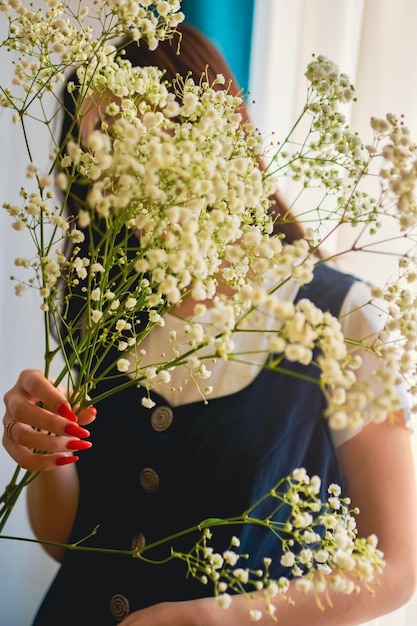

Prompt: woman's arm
[2,369,95,561]
[26,462,80,562]
[118,411,417,625]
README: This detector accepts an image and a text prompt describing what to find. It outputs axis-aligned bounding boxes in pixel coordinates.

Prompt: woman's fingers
[2,433,81,471]
[77,405,97,426]
[2,369,94,471]
[4,417,90,451]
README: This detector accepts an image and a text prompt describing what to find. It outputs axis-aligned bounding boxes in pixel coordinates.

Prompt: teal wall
[180,0,255,95]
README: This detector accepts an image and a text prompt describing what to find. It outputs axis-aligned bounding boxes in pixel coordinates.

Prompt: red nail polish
[64,423,90,438]
[58,404,77,422]
[88,406,97,416]
[66,440,92,451]
[56,455,79,466]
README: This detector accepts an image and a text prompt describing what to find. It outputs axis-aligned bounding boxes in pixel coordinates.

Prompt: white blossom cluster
[367,259,417,413]
[369,113,417,231]
[161,468,384,620]
[266,55,378,237]
[60,56,276,310]
[0,0,184,111]
[304,55,355,104]
[267,55,417,243]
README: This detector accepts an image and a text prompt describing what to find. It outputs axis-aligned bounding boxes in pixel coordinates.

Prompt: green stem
[0,515,277,563]
[0,470,38,533]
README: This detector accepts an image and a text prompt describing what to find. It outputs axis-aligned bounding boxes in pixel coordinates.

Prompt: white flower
[285,343,313,365]
[12,220,25,231]
[116,359,130,373]
[249,610,262,621]
[210,553,224,570]
[157,370,171,384]
[216,594,232,610]
[14,257,29,267]
[329,497,341,510]
[233,568,249,584]
[115,319,130,331]
[330,575,357,594]
[125,297,137,310]
[70,228,85,243]
[292,513,313,528]
[144,367,157,381]
[149,310,165,326]
[91,310,103,324]
[266,582,279,598]
[315,550,330,564]
[223,550,239,566]
[90,288,101,302]
[280,552,295,568]
[328,410,349,430]
[295,578,314,593]
[141,397,156,409]
[333,550,356,571]
[292,468,309,483]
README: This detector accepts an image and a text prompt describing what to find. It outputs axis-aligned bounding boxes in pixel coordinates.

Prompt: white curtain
[250,0,417,281]
[1,1,417,624]
[249,1,417,625]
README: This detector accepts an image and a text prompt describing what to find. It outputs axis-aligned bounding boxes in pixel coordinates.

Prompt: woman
[3,24,417,626]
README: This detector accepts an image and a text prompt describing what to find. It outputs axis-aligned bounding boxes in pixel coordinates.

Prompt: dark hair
[60,23,304,244]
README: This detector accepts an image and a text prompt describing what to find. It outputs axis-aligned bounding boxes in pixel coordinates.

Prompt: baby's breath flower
[223,551,239,566]
[249,609,262,621]
[141,397,156,409]
[14,257,29,267]
[12,220,25,231]
[116,358,130,373]
[91,309,103,324]
[216,594,232,610]
[125,297,137,310]
[296,578,314,593]
[90,288,101,302]
[91,263,104,274]
[233,568,249,584]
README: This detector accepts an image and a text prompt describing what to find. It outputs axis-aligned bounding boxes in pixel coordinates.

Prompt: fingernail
[88,406,97,417]
[56,455,79,466]
[58,404,77,422]
[66,440,92,451]
[64,423,90,438]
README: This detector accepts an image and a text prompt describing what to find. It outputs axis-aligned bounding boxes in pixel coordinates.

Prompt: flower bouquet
[1,0,416,618]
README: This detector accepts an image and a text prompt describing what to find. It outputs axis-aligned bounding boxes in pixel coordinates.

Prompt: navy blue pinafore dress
[32,264,356,625]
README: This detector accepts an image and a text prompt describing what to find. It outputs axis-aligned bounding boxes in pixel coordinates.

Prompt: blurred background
[1,1,417,624]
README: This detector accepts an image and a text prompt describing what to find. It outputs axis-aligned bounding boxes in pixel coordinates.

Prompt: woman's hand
[119,599,213,626]
[2,368,95,471]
